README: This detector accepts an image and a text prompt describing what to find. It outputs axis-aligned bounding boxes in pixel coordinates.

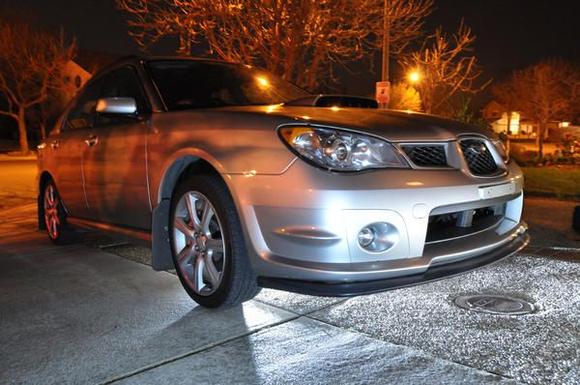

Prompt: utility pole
[381,0,390,83]
[376,0,390,108]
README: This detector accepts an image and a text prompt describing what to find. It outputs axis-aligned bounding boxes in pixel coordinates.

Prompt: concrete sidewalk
[1,204,579,384]
[0,206,520,385]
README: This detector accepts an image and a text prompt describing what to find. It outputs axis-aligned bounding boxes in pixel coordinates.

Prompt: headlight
[278,126,409,171]
[492,140,509,163]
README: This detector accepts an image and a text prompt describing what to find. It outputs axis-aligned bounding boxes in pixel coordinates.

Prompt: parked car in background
[37,56,529,308]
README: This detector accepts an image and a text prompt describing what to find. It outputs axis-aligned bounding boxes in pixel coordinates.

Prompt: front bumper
[258,224,529,296]
[225,158,527,292]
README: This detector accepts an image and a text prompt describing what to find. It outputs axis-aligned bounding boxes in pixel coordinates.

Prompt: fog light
[358,227,375,247]
[357,222,398,252]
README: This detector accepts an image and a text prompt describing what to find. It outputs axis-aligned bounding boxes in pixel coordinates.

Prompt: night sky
[1,0,578,95]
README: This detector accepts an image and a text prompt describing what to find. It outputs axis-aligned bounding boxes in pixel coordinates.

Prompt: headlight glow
[279,126,409,171]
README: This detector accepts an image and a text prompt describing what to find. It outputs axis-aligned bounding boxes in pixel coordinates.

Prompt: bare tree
[116,0,432,90]
[509,60,577,159]
[0,21,74,154]
[401,22,488,116]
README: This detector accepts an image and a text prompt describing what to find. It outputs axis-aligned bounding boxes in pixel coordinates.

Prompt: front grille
[426,206,504,243]
[459,139,499,176]
[401,145,448,167]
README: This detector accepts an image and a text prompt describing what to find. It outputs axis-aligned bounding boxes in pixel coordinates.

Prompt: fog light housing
[357,227,375,247]
[357,222,398,252]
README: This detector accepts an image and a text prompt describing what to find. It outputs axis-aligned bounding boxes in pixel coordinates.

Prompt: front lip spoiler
[257,231,530,297]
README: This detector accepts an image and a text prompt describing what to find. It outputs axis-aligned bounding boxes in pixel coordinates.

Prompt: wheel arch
[157,155,223,202]
[151,154,230,271]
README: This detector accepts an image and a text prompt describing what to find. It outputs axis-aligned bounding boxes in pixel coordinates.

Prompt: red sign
[375,81,390,105]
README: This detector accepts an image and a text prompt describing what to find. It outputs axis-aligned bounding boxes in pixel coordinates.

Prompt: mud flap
[151,199,174,271]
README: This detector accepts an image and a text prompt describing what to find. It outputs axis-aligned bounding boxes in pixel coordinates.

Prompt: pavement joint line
[549,246,580,251]
[99,314,301,385]
[300,312,520,383]
[98,241,133,249]
[301,297,351,317]
[252,298,304,316]
[252,293,351,317]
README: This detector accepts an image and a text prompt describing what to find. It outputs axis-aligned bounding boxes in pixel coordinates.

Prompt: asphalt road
[0,158,37,210]
[1,204,579,384]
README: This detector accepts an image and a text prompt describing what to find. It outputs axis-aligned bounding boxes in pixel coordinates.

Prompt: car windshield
[147,60,310,111]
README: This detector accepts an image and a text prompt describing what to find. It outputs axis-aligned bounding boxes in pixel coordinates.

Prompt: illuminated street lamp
[407,70,422,84]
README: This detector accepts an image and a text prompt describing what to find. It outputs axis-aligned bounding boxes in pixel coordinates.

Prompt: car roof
[102,55,239,72]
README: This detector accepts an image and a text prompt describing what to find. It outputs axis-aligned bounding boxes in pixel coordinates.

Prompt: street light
[407,70,422,84]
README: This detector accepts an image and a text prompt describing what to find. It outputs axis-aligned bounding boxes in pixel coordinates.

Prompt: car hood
[213,105,495,142]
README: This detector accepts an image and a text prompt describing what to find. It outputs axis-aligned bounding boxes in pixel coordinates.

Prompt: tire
[573,206,580,233]
[170,174,260,308]
[42,180,74,244]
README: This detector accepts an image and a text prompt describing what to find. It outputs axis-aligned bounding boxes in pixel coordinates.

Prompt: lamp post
[376,0,390,108]
[381,0,390,84]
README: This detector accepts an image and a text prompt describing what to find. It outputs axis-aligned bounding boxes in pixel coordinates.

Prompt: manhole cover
[454,294,535,315]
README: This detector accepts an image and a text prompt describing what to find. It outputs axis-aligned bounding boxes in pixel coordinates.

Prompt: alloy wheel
[172,191,226,296]
[44,184,60,240]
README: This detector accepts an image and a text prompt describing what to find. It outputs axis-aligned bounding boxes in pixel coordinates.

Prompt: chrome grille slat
[459,139,499,176]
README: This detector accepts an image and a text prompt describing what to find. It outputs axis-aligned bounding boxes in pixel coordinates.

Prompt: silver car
[38,57,529,308]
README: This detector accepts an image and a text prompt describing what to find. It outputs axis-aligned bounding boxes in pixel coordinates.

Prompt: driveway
[0,204,578,385]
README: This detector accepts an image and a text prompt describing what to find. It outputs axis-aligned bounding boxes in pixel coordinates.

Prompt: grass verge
[522,166,580,200]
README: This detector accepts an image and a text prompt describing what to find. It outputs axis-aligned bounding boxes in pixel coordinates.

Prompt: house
[59,60,92,103]
[482,100,558,139]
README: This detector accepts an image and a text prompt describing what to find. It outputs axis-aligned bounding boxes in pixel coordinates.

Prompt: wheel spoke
[45,214,51,232]
[193,254,205,292]
[48,186,56,206]
[184,193,200,230]
[203,253,221,287]
[200,204,214,234]
[46,186,52,205]
[50,216,58,238]
[174,217,193,238]
[177,244,194,267]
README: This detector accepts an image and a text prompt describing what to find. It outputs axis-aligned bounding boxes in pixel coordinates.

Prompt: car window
[65,77,104,131]
[97,66,148,126]
[147,60,309,111]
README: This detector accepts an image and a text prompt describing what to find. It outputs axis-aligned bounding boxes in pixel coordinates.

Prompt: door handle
[49,140,59,149]
[85,135,98,147]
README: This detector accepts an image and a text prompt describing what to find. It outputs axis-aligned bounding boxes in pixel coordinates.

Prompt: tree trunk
[422,86,433,114]
[40,121,47,140]
[17,106,30,155]
[536,121,546,161]
[505,111,512,155]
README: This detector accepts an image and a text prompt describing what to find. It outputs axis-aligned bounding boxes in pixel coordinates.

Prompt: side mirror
[96,97,137,115]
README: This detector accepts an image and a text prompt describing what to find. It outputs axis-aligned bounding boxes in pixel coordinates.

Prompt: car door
[82,66,151,230]
[51,77,104,219]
